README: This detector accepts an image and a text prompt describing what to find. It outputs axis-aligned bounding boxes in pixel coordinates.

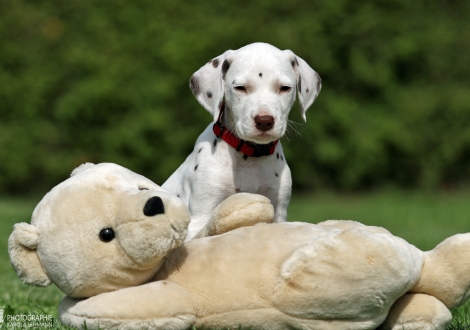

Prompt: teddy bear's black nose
[143,196,165,216]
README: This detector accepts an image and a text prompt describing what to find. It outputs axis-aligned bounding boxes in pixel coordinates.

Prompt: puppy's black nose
[254,115,274,132]
[143,196,165,216]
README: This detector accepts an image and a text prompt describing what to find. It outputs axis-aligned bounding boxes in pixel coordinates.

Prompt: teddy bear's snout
[143,196,165,216]
[111,192,190,267]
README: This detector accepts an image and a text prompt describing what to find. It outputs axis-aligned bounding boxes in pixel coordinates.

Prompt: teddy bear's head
[8,163,190,298]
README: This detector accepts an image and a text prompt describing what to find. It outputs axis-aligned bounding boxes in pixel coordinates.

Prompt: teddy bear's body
[158,222,422,329]
[9,163,470,330]
[59,220,425,330]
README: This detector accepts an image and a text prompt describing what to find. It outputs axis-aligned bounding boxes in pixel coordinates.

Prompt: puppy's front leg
[266,163,292,223]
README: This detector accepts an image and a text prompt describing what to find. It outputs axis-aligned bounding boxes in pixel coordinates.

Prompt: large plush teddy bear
[8,163,470,329]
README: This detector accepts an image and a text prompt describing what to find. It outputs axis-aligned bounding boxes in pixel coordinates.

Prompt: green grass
[288,189,470,251]
[1,191,470,329]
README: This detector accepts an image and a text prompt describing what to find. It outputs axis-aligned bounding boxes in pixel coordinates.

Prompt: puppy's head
[190,43,321,144]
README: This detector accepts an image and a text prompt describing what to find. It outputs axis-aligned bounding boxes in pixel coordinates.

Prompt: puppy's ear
[190,50,234,121]
[8,223,52,287]
[284,50,322,122]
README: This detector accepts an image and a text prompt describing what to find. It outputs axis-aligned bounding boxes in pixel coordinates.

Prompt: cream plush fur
[8,163,470,330]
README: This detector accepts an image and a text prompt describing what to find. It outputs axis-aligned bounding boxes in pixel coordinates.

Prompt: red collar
[213,102,279,157]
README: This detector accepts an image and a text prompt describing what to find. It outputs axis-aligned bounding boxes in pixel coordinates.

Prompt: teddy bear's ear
[8,223,51,287]
[70,162,96,177]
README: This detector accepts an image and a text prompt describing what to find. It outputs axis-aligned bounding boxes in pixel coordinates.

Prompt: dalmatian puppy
[163,43,321,240]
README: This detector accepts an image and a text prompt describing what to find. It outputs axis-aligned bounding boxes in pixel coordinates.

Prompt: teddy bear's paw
[193,193,275,238]
[58,281,196,330]
[207,193,275,236]
[378,293,451,330]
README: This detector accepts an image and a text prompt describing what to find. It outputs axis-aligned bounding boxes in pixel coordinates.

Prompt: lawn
[288,189,470,251]
[1,190,470,329]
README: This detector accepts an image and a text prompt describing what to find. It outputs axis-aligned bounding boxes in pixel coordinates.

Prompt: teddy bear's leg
[193,193,275,238]
[59,281,196,330]
[410,233,470,308]
[378,293,452,330]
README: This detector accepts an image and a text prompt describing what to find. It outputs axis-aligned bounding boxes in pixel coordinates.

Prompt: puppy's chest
[232,158,281,193]
[231,144,287,190]
[193,138,286,193]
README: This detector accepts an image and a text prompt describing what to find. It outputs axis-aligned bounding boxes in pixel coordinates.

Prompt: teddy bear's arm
[59,280,196,330]
[193,193,274,238]
[271,227,423,326]
[378,293,451,330]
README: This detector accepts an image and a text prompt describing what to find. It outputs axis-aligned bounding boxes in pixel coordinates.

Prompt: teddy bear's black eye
[99,228,115,243]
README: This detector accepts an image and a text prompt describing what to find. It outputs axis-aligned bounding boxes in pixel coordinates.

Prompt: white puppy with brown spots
[163,43,321,240]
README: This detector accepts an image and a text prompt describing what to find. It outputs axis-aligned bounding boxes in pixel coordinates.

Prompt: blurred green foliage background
[1,0,469,194]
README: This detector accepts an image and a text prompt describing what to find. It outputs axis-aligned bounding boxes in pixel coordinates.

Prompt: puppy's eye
[139,187,149,191]
[280,86,291,92]
[99,228,115,243]
[234,85,246,92]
